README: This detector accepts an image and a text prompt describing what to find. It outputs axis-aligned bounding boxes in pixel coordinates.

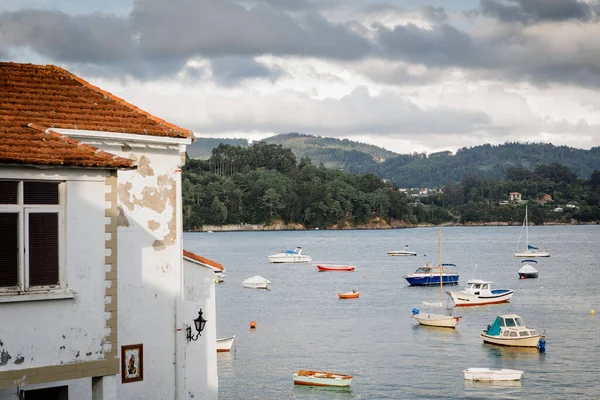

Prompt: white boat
[448,278,513,307]
[242,275,271,289]
[215,271,225,283]
[514,206,550,257]
[387,245,417,256]
[463,368,524,381]
[412,229,461,329]
[481,314,545,348]
[268,246,312,263]
[216,336,235,352]
[518,260,539,279]
[292,370,352,387]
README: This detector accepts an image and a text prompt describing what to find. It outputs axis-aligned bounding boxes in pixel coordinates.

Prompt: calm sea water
[184,226,600,399]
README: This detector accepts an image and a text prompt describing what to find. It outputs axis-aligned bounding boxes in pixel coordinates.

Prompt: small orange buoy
[362,275,366,279]
[249,321,257,329]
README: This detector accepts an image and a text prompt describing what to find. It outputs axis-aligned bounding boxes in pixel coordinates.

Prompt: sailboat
[412,229,461,328]
[514,206,550,257]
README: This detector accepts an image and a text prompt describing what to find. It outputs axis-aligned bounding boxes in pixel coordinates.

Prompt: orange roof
[183,250,224,271]
[0,123,134,168]
[0,62,192,138]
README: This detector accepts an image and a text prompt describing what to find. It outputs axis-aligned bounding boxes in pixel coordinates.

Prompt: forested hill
[187,134,600,187]
[373,143,600,188]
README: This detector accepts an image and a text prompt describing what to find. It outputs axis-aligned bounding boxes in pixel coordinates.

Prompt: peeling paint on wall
[117,206,130,227]
[152,240,165,251]
[118,181,134,211]
[138,155,155,177]
[148,220,160,231]
[0,350,11,366]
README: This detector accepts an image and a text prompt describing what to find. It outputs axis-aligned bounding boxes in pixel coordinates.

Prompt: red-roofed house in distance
[0,62,218,399]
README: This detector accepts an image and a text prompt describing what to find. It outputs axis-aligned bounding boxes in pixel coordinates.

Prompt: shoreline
[187,220,596,233]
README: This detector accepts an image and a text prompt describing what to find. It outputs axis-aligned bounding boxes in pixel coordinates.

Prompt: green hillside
[262,132,398,171]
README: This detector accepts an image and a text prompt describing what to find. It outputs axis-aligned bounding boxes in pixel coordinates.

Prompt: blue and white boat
[518,259,539,279]
[268,246,312,263]
[404,264,459,286]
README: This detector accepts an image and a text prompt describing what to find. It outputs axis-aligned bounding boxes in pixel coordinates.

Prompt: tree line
[182,142,600,230]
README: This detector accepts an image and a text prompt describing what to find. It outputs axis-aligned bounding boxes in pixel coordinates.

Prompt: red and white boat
[317,264,355,272]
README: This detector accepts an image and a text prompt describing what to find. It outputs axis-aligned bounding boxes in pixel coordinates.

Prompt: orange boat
[317,264,355,272]
[338,291,359,299]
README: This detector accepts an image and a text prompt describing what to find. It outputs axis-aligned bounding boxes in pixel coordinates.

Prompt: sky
[2,0,600,154]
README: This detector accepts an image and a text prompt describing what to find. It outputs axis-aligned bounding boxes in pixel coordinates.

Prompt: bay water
[184,225,600,399]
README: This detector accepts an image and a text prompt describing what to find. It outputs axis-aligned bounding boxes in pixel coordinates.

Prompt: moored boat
[481,314,545,348]
[404,264,459,286]
[518,260,539,279]
[216,336,235,352]
[387,245,417,256]
[292,370,353,387]
[242,275,271,289]
[447,279,513,307]
[463,368,523,381]
[514,206,550,257]
[338,290,359,299]
[317,264,355,272]
[268,246,312,263]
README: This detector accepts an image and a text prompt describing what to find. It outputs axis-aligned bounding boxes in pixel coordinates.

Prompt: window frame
[0,180,66,294]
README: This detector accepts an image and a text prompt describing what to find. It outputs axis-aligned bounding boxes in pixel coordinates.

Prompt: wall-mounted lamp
[187,309,207,341]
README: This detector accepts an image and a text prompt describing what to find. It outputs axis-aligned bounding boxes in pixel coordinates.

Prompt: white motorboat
[463,368,524,381]
[481,314,545,348]
[216,336,235,352]
[448,279,513,307]
[518,260,539,279]
[292,370,353,387]
[387,245,417,256]
[242,275,271,289]
[268,246,312,263]
[215,271,225,283]
[514,206,550,257]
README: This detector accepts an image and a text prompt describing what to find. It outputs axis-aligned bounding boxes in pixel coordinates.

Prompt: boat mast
[438,228,443,313]
[525,206,529,249]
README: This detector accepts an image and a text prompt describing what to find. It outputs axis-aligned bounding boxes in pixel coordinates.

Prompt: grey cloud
[210,57,283,85]
[480,0,594,23]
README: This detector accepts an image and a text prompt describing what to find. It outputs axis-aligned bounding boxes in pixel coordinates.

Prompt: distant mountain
[186,134,600,187]
[187,137,249,159]
[371,142,600,187]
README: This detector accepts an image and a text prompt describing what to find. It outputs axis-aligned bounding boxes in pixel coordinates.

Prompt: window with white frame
[0,180,64,293]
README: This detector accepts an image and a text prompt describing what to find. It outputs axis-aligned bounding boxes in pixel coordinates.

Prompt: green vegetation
[182,142,600,230]
[186,137,249,159]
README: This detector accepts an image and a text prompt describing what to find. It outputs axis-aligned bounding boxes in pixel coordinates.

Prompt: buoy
[591,309,595,315]
[362,275,366,279]
[249,321,257,329]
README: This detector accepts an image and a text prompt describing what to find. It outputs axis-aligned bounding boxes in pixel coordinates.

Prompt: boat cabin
[486,314,539,337]
[465,279,492,294]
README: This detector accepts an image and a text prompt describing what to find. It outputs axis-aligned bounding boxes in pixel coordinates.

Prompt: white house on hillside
[0,62,218,399]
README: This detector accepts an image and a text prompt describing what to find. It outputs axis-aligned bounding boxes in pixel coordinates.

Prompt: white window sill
[0,290,75,303]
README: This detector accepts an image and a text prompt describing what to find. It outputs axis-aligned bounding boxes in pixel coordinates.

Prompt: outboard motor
[537,337,546,353]
[412,308,420,316]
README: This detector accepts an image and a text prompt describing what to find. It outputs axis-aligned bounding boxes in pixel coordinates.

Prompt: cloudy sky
[2,0,600,154]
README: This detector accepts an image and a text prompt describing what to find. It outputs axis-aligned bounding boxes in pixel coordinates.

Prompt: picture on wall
[121,344,143,383]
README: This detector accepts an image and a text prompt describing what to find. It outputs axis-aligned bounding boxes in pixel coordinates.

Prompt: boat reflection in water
[484,343,545,361]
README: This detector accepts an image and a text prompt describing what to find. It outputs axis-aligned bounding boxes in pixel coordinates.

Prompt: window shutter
[28,213,59,287]
[0,213,19,287]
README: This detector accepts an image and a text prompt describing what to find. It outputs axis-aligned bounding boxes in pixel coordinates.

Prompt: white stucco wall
[0,169,108,383]
[183,260,218,400]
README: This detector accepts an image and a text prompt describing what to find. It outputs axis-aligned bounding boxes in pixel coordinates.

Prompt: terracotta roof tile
[0,62,192,138]
[183,250,224,271]
[0,123,134,168]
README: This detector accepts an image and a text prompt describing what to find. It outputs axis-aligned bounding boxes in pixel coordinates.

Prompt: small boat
[412,229,460,329]
[292,370,353,387]
[404,264,459,286]
[268,246,312,263]
[463,368,524,381]
[518,260,539,279]
[216,336,235,352]
[481,314,545,348]
[447,279,513,307]
[338,290,359,299]
[514,206,550,257]
[317,264,355,272]
[242,275,271,289]
[215,271,225,283]
[387,245,417,256]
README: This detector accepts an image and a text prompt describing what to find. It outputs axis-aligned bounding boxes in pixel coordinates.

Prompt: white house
[0,62,218,399]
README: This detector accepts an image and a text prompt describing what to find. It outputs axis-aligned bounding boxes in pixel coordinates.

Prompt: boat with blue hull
[404,264,459,286]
